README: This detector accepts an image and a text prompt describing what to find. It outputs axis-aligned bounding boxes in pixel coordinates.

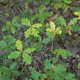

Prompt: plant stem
[51,38,54,52]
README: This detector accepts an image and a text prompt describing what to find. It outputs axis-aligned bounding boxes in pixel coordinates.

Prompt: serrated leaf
[31,69,40,80]
[25,27,32,38]
[8,51,21,59]
[11,26,15,34]
[2,25,10,32]
[68,18,78,26]
[32,28,39,37]
[21,18,31,26]
[53,49,72,59]
[23,53,32,64]
[42,38,51,43]
[61,50,72,59]
[39,5,44,13]
[15,40,23,52]
[50,21,55,30]
[12,16,19,24]
[32,23,42,28]
[10,62,16,70]
[44,59,52,70]
[23,48,36,54]
[53,64,66,74]
[56,16,66,26]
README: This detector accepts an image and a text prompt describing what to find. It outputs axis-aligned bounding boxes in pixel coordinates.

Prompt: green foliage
[31,69,40,80]
[78,62,80,68]
[0,66,20,80]
[21,18,31,26]
[2,16,21,34]
[74,11,80,20]
[15,39,23,52]
[23,53,32,64]
[0,0,79,80]
[24,23,42,40]
[30,5,51,23]
[42,37,51,43]
[0,35,16,55]
[44,59,52,70]
[56,16,66,26]
[53,48,72,59]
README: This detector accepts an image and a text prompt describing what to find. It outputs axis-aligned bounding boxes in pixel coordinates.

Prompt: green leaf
[42,37,51,43]
[23,48,36,54]
[23,53,32,64]
[61,50,72,59]
[0,66,11,79]
[21,18,31,26]
[6,21,11,25]
[53,49,72,59]
[30,14,40,20]
[25,27,32,38]
[74,11,80,19]
[11,70,20,75]
[15,40,23,52]
[12,16,19,24]
[56,16,66,26]
[78,62,80,68]
[50,21,55,30]
[32,23,42,28]
[43,12,51,17]
[70,25,80,31]
[31,28,39,37]
[11,26,15,34]
[2,25,10,32]
[68,18,78,26]
[25,78,28,80]
[46,71,56,79]
[38,16,45,23]
[26,0,32,3]
[44,59,52,70]
[52,57,58,64]
[64,73,75,80]
[64,0,72,3]
[39,5,44,13]
[31,69,40,80]
[13,23,21,27]
[8,51,21,59]
[53,64,66,74]
[10,62,16,70]
[46,28,56,38]
[31,42,43,51]
[73,7,80,12]
[41,74,47,80]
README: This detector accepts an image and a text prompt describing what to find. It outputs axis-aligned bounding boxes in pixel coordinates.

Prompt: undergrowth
[0,0,80,80]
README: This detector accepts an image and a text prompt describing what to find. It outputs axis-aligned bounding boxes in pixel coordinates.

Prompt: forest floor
[0,0,80,80]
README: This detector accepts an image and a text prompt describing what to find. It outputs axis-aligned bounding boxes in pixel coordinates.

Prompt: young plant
[30,5,51,23]
[2,16,21,34]
[0,34,16,56]
[55,16,80,40]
